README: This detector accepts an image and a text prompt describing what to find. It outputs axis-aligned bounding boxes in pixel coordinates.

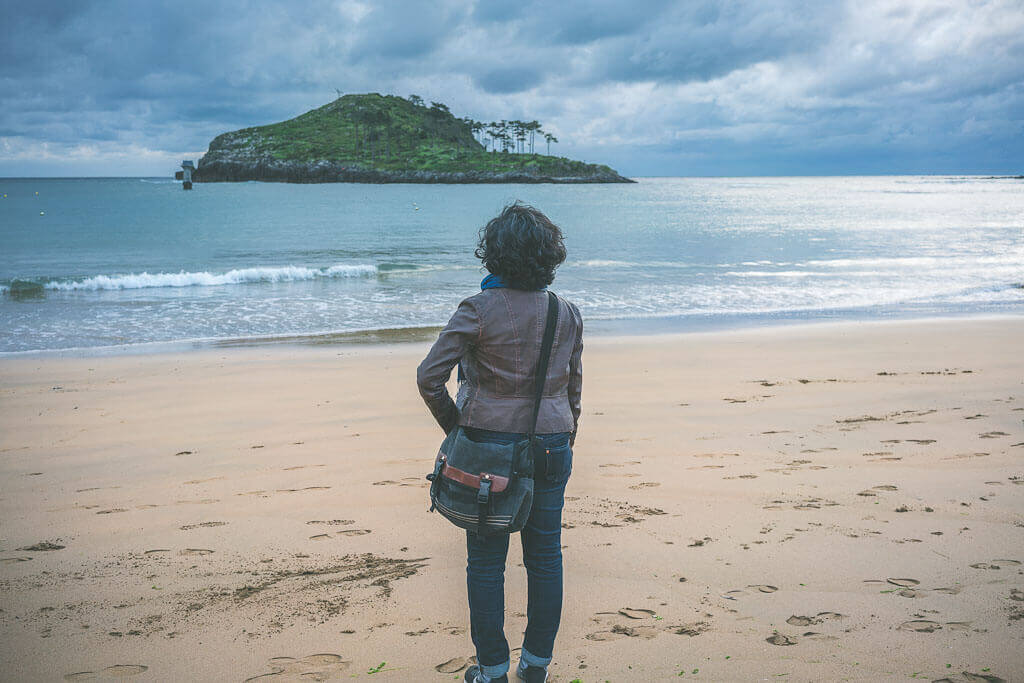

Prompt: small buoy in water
[35,191,39,195]
[40,211,45,215]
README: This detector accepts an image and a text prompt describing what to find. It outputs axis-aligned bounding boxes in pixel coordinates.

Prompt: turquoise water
[0,176,1022,353]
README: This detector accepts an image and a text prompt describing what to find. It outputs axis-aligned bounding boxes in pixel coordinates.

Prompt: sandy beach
[1,316,1022,682]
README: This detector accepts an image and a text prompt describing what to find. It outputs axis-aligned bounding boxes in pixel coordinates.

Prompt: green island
[193,93,633,184]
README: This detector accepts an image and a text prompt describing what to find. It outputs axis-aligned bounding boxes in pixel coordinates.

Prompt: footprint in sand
[435,657,474,674]
[306,519,355,526]
[586,625,659,641]
[276,486,330,493]
[179,548,213,556]
[765,633,797,645]
[672,621,710,637]
[143,549,170,555]
[899,619,941,632]
[978,431,1010,439]
[628,482,661,490]
[586,609,666,641]
[610,624,659,638]
[179,521,228,530]
[245,653,350,681]
[962,673,1008,683]
[405,624,466,637]
[722,585,776,600]
[336,529,371,536]
[786,612,844,626]
[96,509,129,515]
[799,631,839,641]
[64,665,149,680]
[0,556,33,563]
[309,534,331,541]
[183,477,224,485]
[17,541,65,551]
[970,559,1021,570]
[618,608,657,619]
[945,621,973,631]
[748,584,778,593]
[283,464,325,470]
[945,452,990,460]
[887,578,920,587]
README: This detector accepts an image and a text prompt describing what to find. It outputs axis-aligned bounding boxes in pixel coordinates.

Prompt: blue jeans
[463,427,573,680]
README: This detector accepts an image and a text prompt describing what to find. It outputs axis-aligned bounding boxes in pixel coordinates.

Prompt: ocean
[0,176,1021,354]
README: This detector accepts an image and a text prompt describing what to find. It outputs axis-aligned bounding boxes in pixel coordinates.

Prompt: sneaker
[464,665,509,683]
[515,660,549,683]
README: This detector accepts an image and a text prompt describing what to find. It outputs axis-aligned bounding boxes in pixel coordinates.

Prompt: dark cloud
[473,66,544,94]
[350,0,470,60]
[583,2,839,84]
[0,0,1021,176]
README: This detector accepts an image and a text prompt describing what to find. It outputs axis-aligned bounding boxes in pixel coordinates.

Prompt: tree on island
[544,132,558,155]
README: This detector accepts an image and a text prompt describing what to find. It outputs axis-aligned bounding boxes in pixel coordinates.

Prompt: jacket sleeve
[416,298,479,434]
[567,305,583,447]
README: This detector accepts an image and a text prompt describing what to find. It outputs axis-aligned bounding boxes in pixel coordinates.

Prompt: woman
[417,202,583,683]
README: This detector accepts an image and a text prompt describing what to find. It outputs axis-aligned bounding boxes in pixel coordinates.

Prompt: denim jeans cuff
[481,660,510,679]
[520,647,551,668]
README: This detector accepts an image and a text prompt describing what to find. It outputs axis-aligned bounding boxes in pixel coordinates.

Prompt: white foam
[43,264,378,291]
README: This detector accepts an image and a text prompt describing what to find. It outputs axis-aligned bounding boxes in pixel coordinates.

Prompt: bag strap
[528,291,560,440]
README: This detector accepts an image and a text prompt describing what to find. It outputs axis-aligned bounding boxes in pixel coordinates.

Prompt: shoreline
[2,309,1021,359]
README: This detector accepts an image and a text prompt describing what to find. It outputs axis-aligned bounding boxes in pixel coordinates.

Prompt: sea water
[0,176,1021,353]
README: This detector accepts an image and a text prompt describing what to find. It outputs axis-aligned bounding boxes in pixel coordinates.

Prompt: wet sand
[1,316,1022,681]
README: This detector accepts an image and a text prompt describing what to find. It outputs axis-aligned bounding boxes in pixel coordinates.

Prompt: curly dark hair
[475,202,566,290]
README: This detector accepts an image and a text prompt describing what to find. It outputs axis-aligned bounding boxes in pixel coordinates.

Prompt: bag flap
[439,427,519,481]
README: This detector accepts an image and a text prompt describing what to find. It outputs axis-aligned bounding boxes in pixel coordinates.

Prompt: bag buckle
[477,475,492,503]
[427,455,446,512]
[426,454,446,482]
[477,476,492,535]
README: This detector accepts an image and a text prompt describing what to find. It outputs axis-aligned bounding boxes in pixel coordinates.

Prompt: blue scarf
[480,273,545,291]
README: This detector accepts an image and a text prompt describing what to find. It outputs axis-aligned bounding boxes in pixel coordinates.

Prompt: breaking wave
[3,264,378,293]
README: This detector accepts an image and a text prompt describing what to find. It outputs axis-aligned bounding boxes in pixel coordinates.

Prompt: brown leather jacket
[417,288,583,444]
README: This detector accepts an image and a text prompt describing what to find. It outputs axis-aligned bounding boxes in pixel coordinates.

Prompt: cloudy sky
[1,0,1022,176]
